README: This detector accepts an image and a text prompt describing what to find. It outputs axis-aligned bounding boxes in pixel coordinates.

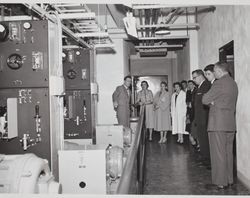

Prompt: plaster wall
[197,5,250,189]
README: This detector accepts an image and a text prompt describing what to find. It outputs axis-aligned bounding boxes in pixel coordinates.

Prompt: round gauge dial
[76,51,80,56]
[0,23,9,42]
[7,54,23,70]
[62,52,66,62]
[67,69,77,79]
[23,22,32,30]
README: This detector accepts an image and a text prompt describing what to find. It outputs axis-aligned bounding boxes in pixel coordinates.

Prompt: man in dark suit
[112,75,132,127]
[192,69,211,167]
[202,62,238,189]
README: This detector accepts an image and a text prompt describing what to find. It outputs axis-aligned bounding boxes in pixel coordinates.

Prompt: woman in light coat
[171,82,188,144]
[153,81,171,143]
[136,81,154,141]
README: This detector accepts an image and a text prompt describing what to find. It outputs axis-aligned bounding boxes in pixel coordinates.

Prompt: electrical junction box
[58,146,107,194]
[96,125,124,148]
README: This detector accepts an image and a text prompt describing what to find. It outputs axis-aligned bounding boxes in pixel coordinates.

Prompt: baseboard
[237,170,250,190]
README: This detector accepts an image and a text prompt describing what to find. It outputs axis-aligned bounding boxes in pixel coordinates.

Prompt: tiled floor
[143,132,250,195]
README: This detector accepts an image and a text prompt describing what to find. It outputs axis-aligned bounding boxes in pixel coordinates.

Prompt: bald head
[214,62,229,79]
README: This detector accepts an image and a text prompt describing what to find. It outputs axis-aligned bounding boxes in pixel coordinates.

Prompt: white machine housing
[59,143,123,194]
[0,153,60,193]
[96,125,132,148]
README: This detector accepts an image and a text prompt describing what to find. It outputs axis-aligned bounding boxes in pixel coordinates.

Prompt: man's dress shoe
[205,183,228,190]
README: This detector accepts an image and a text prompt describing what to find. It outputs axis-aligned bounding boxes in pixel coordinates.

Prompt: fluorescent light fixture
[155,29,171,35]
[63,45,81,49]
[155,23,171,35]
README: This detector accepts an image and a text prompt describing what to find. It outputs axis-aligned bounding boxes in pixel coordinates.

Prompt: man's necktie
[175,94,178,106]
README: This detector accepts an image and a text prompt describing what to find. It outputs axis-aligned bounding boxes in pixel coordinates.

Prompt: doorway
[219,40,234,78]
[132,75,168,117]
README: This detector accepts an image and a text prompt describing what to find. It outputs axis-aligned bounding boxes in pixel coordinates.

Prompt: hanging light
[155,23,170,35]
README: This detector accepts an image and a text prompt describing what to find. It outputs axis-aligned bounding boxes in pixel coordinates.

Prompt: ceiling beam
[57,9,87,13]
[58,12,95,20]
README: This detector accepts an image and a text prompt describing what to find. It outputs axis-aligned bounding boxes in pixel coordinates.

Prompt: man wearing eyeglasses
[192,69,211,169]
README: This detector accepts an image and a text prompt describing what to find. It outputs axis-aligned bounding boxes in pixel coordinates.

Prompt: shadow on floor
[143,131,250,195]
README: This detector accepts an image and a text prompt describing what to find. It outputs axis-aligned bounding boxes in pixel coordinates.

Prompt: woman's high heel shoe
[158,138,163,143]
[162,137,167,143]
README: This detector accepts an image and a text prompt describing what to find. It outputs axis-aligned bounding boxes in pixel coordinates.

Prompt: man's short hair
[181,80,187,84]
[214,61,229,73]
[204,64,215,72]
[188,80,196,86]
[173,82,183,90]
[124,75,132,81]
[192,69,204,77]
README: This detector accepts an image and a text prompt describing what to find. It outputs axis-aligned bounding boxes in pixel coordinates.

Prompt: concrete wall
[197,5,250,189]
[189,30,199,75]
[96,38,128,125]
[171,14,199,77]
[176,40,190,81]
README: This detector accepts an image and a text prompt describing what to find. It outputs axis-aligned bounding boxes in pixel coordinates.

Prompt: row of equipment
[0,18,136,194]
[0,19,64,181]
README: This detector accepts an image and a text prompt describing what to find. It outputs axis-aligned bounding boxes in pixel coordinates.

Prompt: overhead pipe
[151,9,155,37]
[0,6,4,21]
[165,8,181,24]
[23,3,91,48]
[144,9,150,37]
[150,9,155,43]
[195,7,198,23]
[151,8,159,38]
[170,9,184,24]
[138,9,144,39]
[144,9,151,46]
[186,7,189,35]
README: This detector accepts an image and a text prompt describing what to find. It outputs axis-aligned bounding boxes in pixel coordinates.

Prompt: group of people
[112,61,238,190]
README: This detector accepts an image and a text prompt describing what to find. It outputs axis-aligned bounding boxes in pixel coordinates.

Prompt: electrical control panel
[63,47,97,143]
[63,48,94,90]
[0,20,58,88]
[0,88,51,162]
[64,90,95,141]
[0,19,64,180]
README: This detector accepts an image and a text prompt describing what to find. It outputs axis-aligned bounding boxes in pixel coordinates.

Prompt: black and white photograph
[0,1,250,196]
